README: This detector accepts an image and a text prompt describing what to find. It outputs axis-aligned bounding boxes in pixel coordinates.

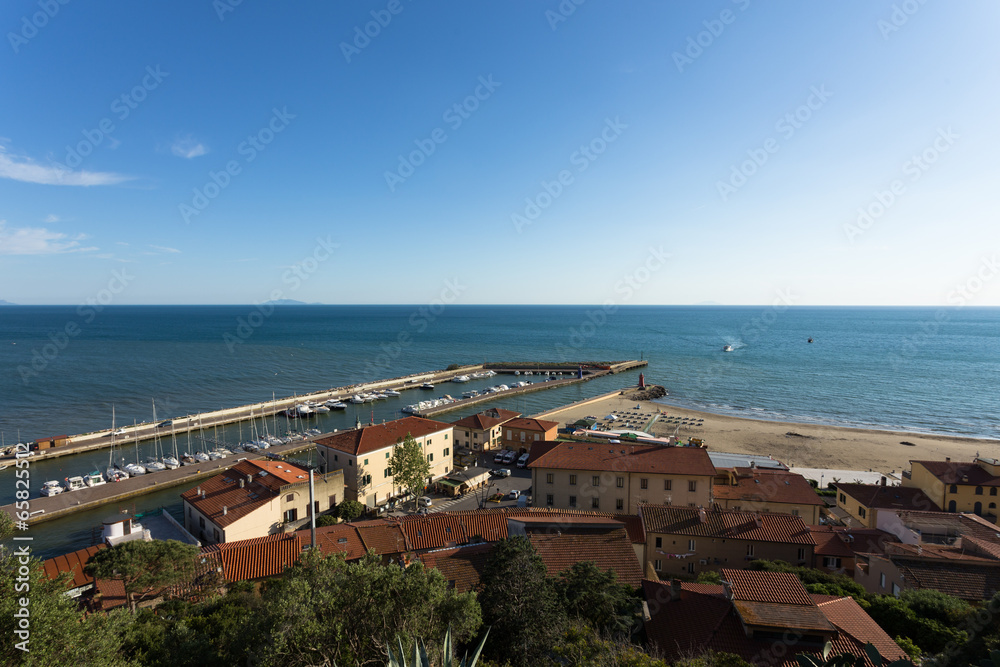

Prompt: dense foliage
[389,433,432,510]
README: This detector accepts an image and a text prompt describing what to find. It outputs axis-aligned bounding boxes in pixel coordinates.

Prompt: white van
[516,452,530,468]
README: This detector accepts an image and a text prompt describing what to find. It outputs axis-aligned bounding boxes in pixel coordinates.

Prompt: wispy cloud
[0,220,98,255]
[0,144,130,186]
[171,136,207,159]
[149,244,181,254]
[44,214,62,223]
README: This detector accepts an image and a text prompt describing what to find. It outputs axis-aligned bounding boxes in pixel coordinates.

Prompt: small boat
[283,407,299,418]
[40,480,65,496]
[350,394,365,404]
[208,450,225,460]
[313,405,331,413]
[162,456,180,469]
[329,401,347,410]
[241,443,259,453]
[181,454,199,465]
[145,458,167,472]
[723,344,733,352]
[216,448,234,457]
[420,383,434,390]
[65,476,87,492]
[808,337,814,343]
[452,375,470,383]
[296,404,315,417]
[124,462,147,476]
[193,452,211,462]
[384,389,401,397]
[106,468,129,483]
[84,470,106,487]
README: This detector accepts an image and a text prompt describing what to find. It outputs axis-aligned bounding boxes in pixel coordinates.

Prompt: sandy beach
[535,389,999,476]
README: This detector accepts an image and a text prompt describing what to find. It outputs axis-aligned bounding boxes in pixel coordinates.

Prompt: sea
[1,304,998,558]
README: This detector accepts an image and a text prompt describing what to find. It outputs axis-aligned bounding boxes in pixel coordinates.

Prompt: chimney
[239,478,244,488]
[881,476,887,487]
[698,507,708,523]
[754,513,763,529]
[247,474,253,485]
[670,579,682,601]
[722,580,733,600]
[196,486,201,496]
[223,506,227,516]
[946,457,951,462]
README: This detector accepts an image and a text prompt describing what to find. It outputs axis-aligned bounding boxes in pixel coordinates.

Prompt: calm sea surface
[1,305,998,557]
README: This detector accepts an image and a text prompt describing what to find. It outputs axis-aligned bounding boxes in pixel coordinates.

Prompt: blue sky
[1,1,998,306]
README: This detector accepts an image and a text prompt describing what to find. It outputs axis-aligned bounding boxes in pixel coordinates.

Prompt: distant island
[0,299,17,306]
[262,299,323,305]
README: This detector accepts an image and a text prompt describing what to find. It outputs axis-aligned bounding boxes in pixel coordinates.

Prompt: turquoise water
[1,304,998,558]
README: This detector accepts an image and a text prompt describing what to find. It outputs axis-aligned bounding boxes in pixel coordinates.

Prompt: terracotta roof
[451,408,520,431]
[296,523,368,560]
[504,417,559,433]
[714,469,824,506]
[640,505,815,545]
[912,460,1000,486]
[807,526,897,558]
[524,441,562,467]
[893,509,1000,542]
[723,569,814,605]
[42,545,104,589]
[400,514,468,551]
[643,578,908,666]
[834,483,940,512]
[435,506,646,544]
[529,443,716,476]
[891,557,1000,600]
[418,543,493,593]
[315,416,454,456]
[963,535,1000,560]
[352,519,410,554]
[180,459,320,528]
[201,533,302,581]
[529,527,643,587]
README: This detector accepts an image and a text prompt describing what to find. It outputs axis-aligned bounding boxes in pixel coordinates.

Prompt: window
[591,497,600,509]
[688,562,695,574]
[569,495,577,508]
[334,454,339,461]
[948,500,957,512]
[616,498,624,510]
[444,448,450,456]
[444,434,448,440]
[592,476,600,487]
[975,502,983,516]
[385,452,390,458]
[506,429,512,439]
[428,453,434,462]
[991,503,997,510]
[329,494,337,506]
[993,487,998,496]
[880,573,886,589]
[892,583,901,596]
[664,479,672,491]
[688,480,697,492]
[791,509,799,516]
[746,544,755,557]
[364,458,369,466]
[616,477,624,488]
[640,478,648,490]
[546,494,553,506]
[534,433,539,441]
[199,517,205,529]
[859,507,867,518]
[348,460,353,466]
[950,484,958,493]
[569,474,577,486]
[823,556,842,569]
[314,501,320,515]
[797,548,806,561]
[427,438,432,445]
[977,486,984,495]
[655,537,662,548]
[286,493,294,502]
[283,508,297,523]
[654,559,662,571]
[839,493,845,503]
[688,539,696,551]
[546,473,554,484]
[384,468,391,478]
[520,432,525,442]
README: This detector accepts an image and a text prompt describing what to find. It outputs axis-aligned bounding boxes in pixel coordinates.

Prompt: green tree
[338,499,366,522]
[695,570,722,584]
[253,550,481,666]
[85,539,201,613]
[390,433,432,510]
[315,513,339,527]
[555,561,639,638]
[478,537,566,667]
[0,511,13,540]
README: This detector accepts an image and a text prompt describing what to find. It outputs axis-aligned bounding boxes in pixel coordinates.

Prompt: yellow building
[712,467,826,525]
[833,480,940,529]
[451,408,520,452]
[181,459,344,544]
[528,442,715,513]
[904,458,1000,523]
[314,416,455,508]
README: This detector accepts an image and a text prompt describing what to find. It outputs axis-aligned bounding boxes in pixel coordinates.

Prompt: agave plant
[386,625,490,667]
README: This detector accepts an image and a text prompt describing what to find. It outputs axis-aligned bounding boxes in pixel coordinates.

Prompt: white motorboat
[314,405,331,413]
[723,344,733,352]
[65,476,87,492]
[216,448,234,457]
[384,389,401,397]
[296,404,315,416]
[330,401,348,409]
[452,375,470,383]
[84,470,106,487]
[349,394,365,404]
[124,462,147,476]
[40,480,65,496]
[107,468,129,482]
[208,450,225,460]
[163,456,180,469]
[242,443,259,453]
[420,382,434,390]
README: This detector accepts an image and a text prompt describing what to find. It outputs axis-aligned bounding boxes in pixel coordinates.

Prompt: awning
[438,479,462,488]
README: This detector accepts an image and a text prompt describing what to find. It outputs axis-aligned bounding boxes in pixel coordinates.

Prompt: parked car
[516,452,530,468]
[492,468,511,478]
[158,420,172,428]
[493,451,506,464]
[502,450,516,464]
[508,489,520,500]
[418,496,432,507]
